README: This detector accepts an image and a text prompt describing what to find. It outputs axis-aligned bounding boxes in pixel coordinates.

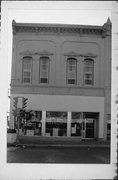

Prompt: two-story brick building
[9,19,111,141]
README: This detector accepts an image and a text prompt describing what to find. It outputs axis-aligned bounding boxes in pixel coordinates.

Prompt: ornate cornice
[12,20,111,38]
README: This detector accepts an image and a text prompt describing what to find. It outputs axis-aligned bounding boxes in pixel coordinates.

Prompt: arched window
[84,58,94,85]
[22,56,32,83]
[39,56,50,83]
[67,58,77,84]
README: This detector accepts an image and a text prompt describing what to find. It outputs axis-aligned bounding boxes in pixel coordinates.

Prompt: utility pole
[13,96,28,143]
[16,115,20,143]
[13,97,19,143]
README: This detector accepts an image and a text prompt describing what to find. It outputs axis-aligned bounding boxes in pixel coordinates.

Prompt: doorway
[82,112,99,139]
[82,119,95,138]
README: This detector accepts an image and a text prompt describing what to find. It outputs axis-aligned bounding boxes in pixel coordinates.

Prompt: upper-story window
[22,56,33,83]
[84,58,94,85]
[39,56,50,84]
[67,58,77,85]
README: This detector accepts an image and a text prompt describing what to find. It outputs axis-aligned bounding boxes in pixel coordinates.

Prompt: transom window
[67,58,77,84]
[84,59,94,85]
[39,56,49,84]
[22,56,32,83]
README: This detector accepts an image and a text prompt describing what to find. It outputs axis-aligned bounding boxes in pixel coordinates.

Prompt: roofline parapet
[12,20,111,38]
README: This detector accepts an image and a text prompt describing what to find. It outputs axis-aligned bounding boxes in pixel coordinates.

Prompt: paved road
[7,146,110,164]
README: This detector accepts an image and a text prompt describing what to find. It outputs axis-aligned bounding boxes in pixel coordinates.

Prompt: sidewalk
[7,135,110,148]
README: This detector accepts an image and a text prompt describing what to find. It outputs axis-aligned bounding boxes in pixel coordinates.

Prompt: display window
[71,112,99,138]
[46,111,67,136]
[19,110,42,136]
[17,110,99,139]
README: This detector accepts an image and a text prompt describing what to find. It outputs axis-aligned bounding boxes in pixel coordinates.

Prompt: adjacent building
[9,19,111,141]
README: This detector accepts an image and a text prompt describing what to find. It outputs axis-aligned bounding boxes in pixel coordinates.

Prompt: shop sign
[86,119,94,123]
[56,118,65,122]
[46,117,66,123]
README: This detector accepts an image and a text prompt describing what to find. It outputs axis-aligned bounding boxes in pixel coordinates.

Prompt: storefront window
[46,111,67,136]
[71,112,82,137]
[18,110,42,136]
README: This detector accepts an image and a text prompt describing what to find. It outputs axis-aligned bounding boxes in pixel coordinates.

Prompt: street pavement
[17,135,110,147]
[7,146,110,164]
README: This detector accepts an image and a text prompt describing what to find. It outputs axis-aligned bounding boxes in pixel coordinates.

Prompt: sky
[9,9,111,26]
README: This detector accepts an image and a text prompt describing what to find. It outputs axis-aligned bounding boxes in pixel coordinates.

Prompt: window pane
[68,72,76,79]
[85,74,92,80]
[68,59,76,71]
[85,59,93,66]
[85,79,92,85]
[39,57,49,83]
[24,71,31,77]
[22,57,32,83]
[41,59,48,70]
[40,71,48,78]
[41,78,48,83]
[23,78,30,83]
[85,66,93,72]
[23,63,32,70]
[68,79,75,84]
[84,59,94,85]
[67,58,77,84]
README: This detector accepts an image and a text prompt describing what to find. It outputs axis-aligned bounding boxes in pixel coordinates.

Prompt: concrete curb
[7,143,110,148]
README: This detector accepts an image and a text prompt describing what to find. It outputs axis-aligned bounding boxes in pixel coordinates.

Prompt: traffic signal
[13,97,18,109]
[22,97,28,109]
[19,109,25,118]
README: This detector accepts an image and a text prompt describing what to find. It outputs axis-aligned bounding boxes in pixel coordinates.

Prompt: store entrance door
[85,119,95,138]
[82,118,95,139]
[82,112,99,139]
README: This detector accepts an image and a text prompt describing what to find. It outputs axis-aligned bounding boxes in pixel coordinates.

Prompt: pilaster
[42,111,46,136]
[67,112,71,137]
